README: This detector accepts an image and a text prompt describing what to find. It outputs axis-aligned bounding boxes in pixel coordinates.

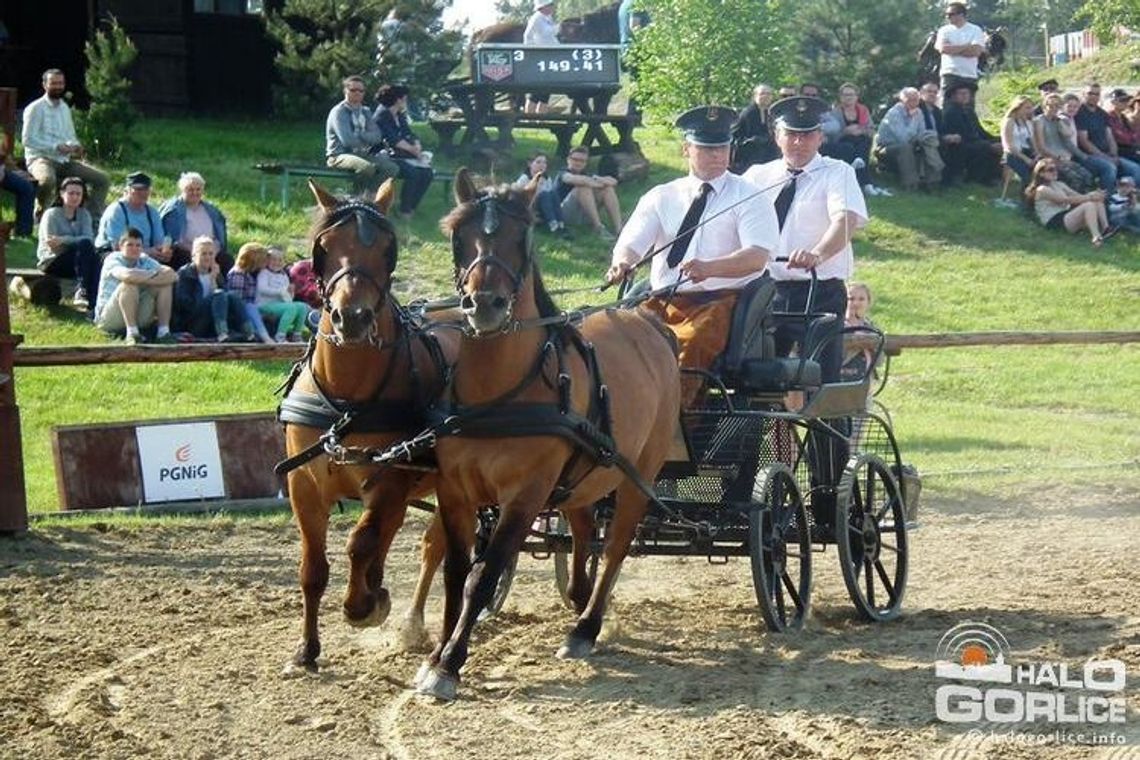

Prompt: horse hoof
[399,616,432,653]
[416,668,459,702]
[344,593,391,629]
[412,661,433,689]
[556,635,595,660]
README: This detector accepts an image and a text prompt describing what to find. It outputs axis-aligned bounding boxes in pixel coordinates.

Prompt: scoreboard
[473,44,622,88]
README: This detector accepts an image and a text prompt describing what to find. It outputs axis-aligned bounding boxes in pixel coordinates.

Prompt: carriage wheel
[835,454,908,622]
[474,506,517,617]
[749,464,812,632]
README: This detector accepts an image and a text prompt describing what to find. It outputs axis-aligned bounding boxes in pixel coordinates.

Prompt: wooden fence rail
[10,330,1140,367]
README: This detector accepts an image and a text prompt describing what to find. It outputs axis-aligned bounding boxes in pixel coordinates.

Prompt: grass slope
[6,103,1139,514]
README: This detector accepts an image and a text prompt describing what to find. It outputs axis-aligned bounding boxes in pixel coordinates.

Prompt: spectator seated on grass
[830,83,888,196]
[160,172,232,274]
[1074,83,1140,190]
[93,227,177,345]
[36,176,99,317]
[556,145,623,241]
[288,258,322,310]
[875,87,944,192]
[226,242,275,344]
[1025,159,1116,248]
[96,172,181,269]
[173,236,251,342]
[256,246,311,343]
[326,75,399,197]
[1108,176,1140,233]
[514,152,571,237]
[1107,88,1140,163]
[940,84,1002,185]
[730,83,779,173]
[1033,93,1095,192]
[1000,96,1037,184]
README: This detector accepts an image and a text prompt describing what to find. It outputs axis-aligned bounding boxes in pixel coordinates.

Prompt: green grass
[7,99,1140,514]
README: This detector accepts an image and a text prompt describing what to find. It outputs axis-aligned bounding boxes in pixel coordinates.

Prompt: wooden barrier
[11,330,1140,367]
[0,224,28,532]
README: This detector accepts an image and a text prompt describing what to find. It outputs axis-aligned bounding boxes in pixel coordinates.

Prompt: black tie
[774,169,803,231]
[666,182,713,268]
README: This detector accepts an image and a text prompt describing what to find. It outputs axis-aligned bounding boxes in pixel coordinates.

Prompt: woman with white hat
[524,0,559,114]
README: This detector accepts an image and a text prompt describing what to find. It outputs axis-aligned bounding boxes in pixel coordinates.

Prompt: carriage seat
[715,274,822,393]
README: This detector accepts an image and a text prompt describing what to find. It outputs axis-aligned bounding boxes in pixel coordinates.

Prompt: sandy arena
[2,483,1138,759]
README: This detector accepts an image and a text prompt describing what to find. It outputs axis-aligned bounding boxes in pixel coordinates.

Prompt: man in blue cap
[743,95,869,528]
[607,105,778,405]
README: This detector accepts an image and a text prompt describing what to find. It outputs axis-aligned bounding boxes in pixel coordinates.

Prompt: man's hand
[785,248,822,270]
[680,258,712,283]
[605,261,632,285]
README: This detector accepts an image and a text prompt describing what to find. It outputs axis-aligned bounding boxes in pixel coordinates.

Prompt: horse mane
[441,183,560,319]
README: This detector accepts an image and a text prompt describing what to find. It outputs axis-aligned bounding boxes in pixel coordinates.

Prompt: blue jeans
[1,169,36,237]
[1079,154,1119,189]
[394,159,434,215]
[534,189,564,227]
[1004,152,1033,183]
[188,291,248,338]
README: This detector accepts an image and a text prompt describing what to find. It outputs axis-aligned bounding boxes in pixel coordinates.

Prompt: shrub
[73,16,139,162]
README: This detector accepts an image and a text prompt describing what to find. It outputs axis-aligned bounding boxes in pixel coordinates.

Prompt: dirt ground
[2,483,1138,760]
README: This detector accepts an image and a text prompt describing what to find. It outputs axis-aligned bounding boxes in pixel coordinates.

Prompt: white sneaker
[863,184,881,197]
[877,186,894,197]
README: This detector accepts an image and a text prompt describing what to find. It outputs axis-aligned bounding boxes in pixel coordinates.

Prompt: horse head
[441,168,543,336]
[308,179,399,345]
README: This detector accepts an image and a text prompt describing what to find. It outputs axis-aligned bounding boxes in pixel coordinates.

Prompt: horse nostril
[330,308,343,328]
[459,293,476,311]
[492,296,508,310]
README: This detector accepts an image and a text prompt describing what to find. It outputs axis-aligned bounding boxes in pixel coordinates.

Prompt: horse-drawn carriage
[276,172,918,700]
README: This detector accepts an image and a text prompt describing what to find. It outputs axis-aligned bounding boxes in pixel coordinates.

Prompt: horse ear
[309,180,338,212]
[374,178,396,214]
[454,168,479,204]
[521,173,541,208]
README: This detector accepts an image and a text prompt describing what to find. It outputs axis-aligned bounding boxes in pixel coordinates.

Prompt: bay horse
[277,179,458,670]
[413,170,680,700]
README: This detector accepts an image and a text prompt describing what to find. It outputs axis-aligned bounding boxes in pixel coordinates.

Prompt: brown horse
[413,170,680,700]
[279,180,458,670]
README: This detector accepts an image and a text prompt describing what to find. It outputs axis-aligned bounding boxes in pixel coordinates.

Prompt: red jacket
[288,259,322,309]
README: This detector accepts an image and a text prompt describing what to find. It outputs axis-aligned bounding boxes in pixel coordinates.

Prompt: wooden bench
[5,267,77,306]
[252,163,455,209]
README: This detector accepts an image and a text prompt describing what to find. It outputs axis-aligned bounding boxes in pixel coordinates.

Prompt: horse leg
[288,471,332,670]
[414,497,476,691]
[419,498,536,702]
[343,475,410,627]
[558,481,648,660]
[564,505,596,614]
[400,511,445,652]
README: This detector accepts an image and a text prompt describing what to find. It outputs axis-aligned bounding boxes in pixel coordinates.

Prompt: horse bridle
[452,192,535,319]
[312,201,399,346]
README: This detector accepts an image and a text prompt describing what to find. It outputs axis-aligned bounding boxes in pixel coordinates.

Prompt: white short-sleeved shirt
[612,171,778,292]
[741,154,868,282]
[523,12,560,45]
[935,22,985,79]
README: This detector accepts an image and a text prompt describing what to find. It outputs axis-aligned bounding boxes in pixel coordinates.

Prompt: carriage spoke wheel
[835,454,908,622]
[749,464,812,632]
[474,506,517,617]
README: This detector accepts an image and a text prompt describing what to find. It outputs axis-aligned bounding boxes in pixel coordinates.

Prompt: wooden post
[0,223,29,532]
